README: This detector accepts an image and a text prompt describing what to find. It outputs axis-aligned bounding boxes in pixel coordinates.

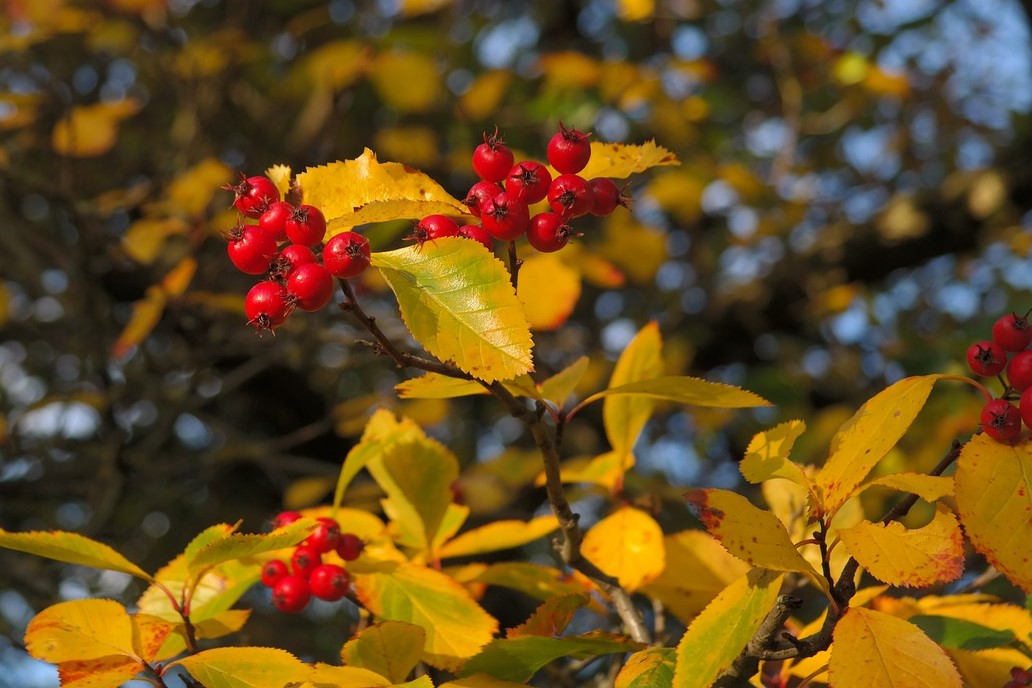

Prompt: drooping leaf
[538,356,589,408]
[26,599,137,663]
[909,615,1016,651]
[602,321,663,456]
[856,473,955,502]
[341,621,426,684]
[507,593,589,638]
[186,519,315,579]
[740,419,810,487]
[615,648,676,688]
[955,433,1032,592]
[0,529,153,582]
[516,253,581,331]
[112,258,197,359]
[439,516,559,559]
[581,506,665,592]
[579,140,680,180]
[815,375,945,517]
[838,505,964,588]
[462,630,644,682]
[828,608,962,688]
[673,569,784,688]
[173,647,312,688]
[581,376,772,418]
[371,239,534,383]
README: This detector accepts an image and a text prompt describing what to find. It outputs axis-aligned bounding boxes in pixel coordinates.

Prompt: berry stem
[507,240,521,293]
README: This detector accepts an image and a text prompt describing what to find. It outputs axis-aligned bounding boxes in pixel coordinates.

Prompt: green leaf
[538,356,589,408]
[187,519,315,579]
[603,321,663,455]
[371,238,534,383]
[462,631,644,682]
[615,648,676,688]
[909,614,1017,651]
[0,529,154,582]
[172,647,312,688]
[341,621,426,683]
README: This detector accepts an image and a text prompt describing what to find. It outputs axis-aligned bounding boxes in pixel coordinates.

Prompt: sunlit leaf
[603,321,663,455]
[173,647,312,688]
[332,409,425,510]
[462,631,643,682]
[856,473,955,502]
[112,287,165,359]
[341,621,425,684]
[165,157,233,217]
[393,372,542,401]
[57,656,146,688]
[186,519,315,580]
[516,253,581,331]
[52,99,140,157]
[439,516,558,559]
[473,562,591,601]
[0,529,153,582]
[615,0,655,21]
[579,140,679,180]
[598,214,668,285]
[26,599,137,663]
[265,164,293,199]
[441,675,528,688]
[122,217,190,264]
[539,356,589,408]
[308,663,393,687]
[616,648,675,688]
[372,239,533,383]
[582,506,665,592]
[507,593,588,638]
[740,419,810,487]
[584,376,772,418]
[553,450,634,491]
[130,613,178,662]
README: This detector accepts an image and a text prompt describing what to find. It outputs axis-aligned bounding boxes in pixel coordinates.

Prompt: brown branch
[716,595,803,687]
[507,240,521,292]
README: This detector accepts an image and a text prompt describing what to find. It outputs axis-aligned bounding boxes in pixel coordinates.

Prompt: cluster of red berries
[1004,666,1032,688]
[223,175,372,334]
[966,313,1032,442]
[260,511,365,614]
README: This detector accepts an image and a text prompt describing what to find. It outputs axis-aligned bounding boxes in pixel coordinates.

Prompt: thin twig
[507,240,521,292]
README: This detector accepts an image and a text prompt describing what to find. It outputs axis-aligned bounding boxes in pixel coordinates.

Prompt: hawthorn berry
[547,122,592,174]
[271,510,302,529]
[269,244,317,281]
[304,517,341,555]
[547,174,595,219]
[527,212,576,253]
[271,574,311,614]
[967,340,1007,377]
[588,178,628,216]
[225,174,280,219]
[980,398,1022,442]
[285,204,327,247]
[322,231,371,279]
[463,180,503,218]
[472,128,515,182]
[1008,350,1032,392]
[227,225,277,275]
[245,281,291,333]
[459,224,493,251]
[993,313,1032,352]
[336,533,364,561]
[309,564,350,601]
[505,161,552,203]
[409,215,460,245]
[291,544,322,578]
[1020,388,1032,430]
[286,263,334,312]
[258,201,294,243]
[261,559,289,588]
[481,192,530,241]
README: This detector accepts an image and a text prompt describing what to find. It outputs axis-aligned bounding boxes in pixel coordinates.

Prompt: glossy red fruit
[981,398,1022,442]
[481,192,530,241]
[547,174,595,219]
[291,544,322,578]
[271,574,311,613]
[309,564,350,601]
[336,533,364,562]
[1008,350,1032,392]
[409,215,460,244]
[225,175,281,219]
[458,224,493,251]
[547,122,592,174]
[304,517,341,555]
[527,212,576,253]
[967,340,1007,377]
[472,128,515,182]
[261,559,289,588]
[463,180,503,218]
[245,281,291,333]
[993,314,1032,352]
[227,225,277,275]
[269,244,316,281]
[322,231,371,279]
[271,510,302,529]
[1019,388,1032,429]
[286,263,334,312]
[258,201,294,242]
[588,178,628,216]
[505,161,552,203]
[285,204,327,247]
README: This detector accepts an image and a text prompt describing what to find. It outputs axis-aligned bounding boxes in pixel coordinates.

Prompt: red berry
[268,244,316,281]
[323,231,371,279]
[227,225,277,275]
[408,215,460,245]
[481,192,530,241]
[505,161,552,203]
[472,128,515,182]
[547,122,592,174]
[271,510,302,529]
[308,564,350,601]
[1008,350,1032,392]
[336,533,364,562]
[245,281,291,333]
[993,314,1032,352]
[258,201,294,242]
[261,559,289,588]
[271,574,311,613]
[967,340,1007,377]
[464,180,503,218]
[286,262,334,312]
[547,174,595,219]
[285,205,327,247]
[304,517,341,555]
[588,178,628,216]
[527,212,577,253]
[224,174,281,219]
[458,224,493,251]
[981,398,1022,442]
[291,544,322,578]
[1019,388,1032,429]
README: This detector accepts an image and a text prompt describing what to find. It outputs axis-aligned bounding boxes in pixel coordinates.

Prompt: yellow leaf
[52,99,140,157]
[160,257,197,297]
[308,664,393,687]
[856,473,954,502]
[616,0,654,21]
[441,675,528,688]
[112,287,165,359]
[582,506,664,592]
[641,530,750,622]
[579,140,680,180]
[955,433,1032,592]
[373,126,439,168]
[673,570,784,687]
[740,419,811,487]
[164,157,233,217]
[598,214,668,285]
[833,52,870,86]
[0,280,10,327]
[395,373,488,399]
[507,593,589,638]
[516,253,581,331]
[266,164,292,199]
[537,52,600,91]
[370,51,441,113]
[186,518,315,580]
[57,656,146,688]
[615,648,675,687]
[173,647,312,688]
[828,607,962,688]
[645,170,704,225]
[341,621,425,683]
[194,609,251,641]
[457,70,512,121]
[0,529,153,582]
[130,613,178,662]
[26,599,138,663]
[554,450,634,491]
[121,217,190,264]
[400,0,454,16]
[539,356,590,408]
[440,516,559,559]
[302,40,372,91]
[604,321,663,455]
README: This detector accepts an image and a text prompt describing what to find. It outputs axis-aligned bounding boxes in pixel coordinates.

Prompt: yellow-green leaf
[615,648,675,688]
[396,373,489,399]
[856,473,955,502]
[603,321,664,455]
[309,663,393,688]
[579,140,679,180]
[828,607,962,688]
[0,529,153,582]
[26,599,137,663]
[815,375,944,517]
[462,630,644,682]
[583,376,772,420]
[582,506,665,592]
[473,562,591,601]
[955,433,1032,592]
[507,593,589,638]
[173,647,312,688]
[341,621,426,684]
[554,450,634,491]
[673,569,784,687]
[441,675,527,688]
[740,419,810,487]
[439,516,558,559]
[371,239,533,383]
[332,410,425,510]
[187,518,315,579]
[539,356,589,408]
[516,253,581,331]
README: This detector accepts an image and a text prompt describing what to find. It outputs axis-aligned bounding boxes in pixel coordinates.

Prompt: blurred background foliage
[1,0,1031,682]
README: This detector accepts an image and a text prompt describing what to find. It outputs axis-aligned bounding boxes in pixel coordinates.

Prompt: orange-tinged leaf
[341,621,426,683]
[57,655,145,688]
[815,375,945,517]
[615,648,675,688]
[516,253,581,331]
[673,569,784,687]
[955,433,1032,592]
[308,663,394,687]
[26,599,137,663]
[52,99,140,157]
[615,0,655,21]
[740,419,810,487]
[582,506,665,592]
[130,613,177,662]
[828,607,962,688]
[439,516,559,559]
[0,529,153,582]
[838,505,964,588]
[172,647,312,688]
[856,473,954,502]
[579,140,679,180]
[507,593,589,638]
[369,50,441,112]
[603,321,663,455]
[160,256,197,296]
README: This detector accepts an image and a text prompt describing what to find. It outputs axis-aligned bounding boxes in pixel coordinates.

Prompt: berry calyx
[547,122,592,174]
[224,174,281,219]
[290,544,322,578]
[408,215,460,245]
[261,559,289,588]
[505,161,552,203]
[285,205,328,247]
[993,313,1032,352]
[258,201,294,243]
[336,533,364,561]
[1008,350,1032,392]
[245,281,291,333]
[472,128,515,182]
[308,564,350,601]
[322,231,371,279]
[588,178,629,216]
[269,244,317,281]
[481,192,530,241]
[303,517,341,555]
[527,212,577,253]
[458,224,493,251]
[286,262,334,312]
[980,398,1022,442]
[547,174,595,219]
[271,574,311,613]
[967,340,1007,377]
[227,224,277,275]
[464,180,503,218]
